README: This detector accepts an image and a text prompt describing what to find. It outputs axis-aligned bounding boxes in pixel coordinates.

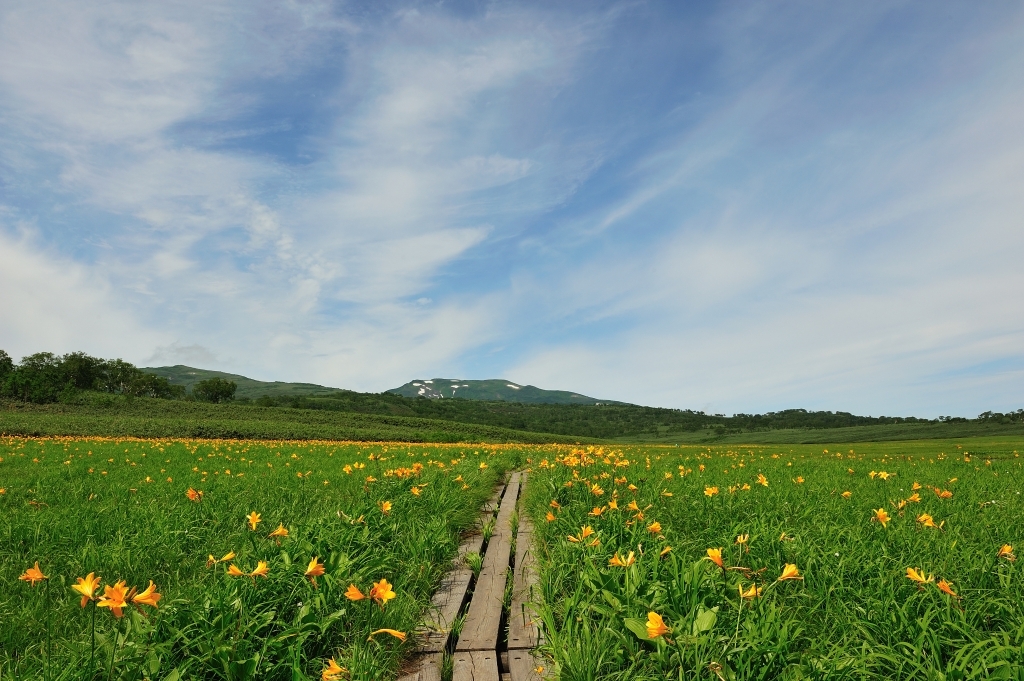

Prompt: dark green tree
[192,377,237,403]
[5,352,65,403]
[60,352,106,390]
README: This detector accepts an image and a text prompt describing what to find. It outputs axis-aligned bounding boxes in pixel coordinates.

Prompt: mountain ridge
[387,378,626,405]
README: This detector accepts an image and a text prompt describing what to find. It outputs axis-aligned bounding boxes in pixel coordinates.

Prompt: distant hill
[387,378,625,405]
[143,365,345,399]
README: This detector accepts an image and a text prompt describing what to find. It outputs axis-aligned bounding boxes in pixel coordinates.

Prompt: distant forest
[2,349,1021,439]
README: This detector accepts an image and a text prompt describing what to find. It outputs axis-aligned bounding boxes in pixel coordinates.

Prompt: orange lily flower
[757,474,768,487]
[345,584,366,601]
[380,500,392,514]
[628,484,638,491]
[935,488,953,499]
[841,491,852,499]
[250,561,270,578]
[868,471,877,479]
[227,564,246,577]
[18,562,47,587]
[186,487,203,502]
[608,551,635,567]
[206,551,236,567]
[704,486,719,497]
[550,500,560,509]
[872,508,890,528]
[660,545,672,557]
[303,557,323,585]
[997,544,1016,561]
[269,524,289,542]
[907,493,921,503]
[878,471,890,480]
[738,583,762,599]
[608,499,618,510]
[410,486,422,496]
[132,581,161,608]
[916,513,937,528]
[72,573,102,607]
[741,483,751,491]
[370,578,396,606]
[912,481,922,490]
[778,564,802,581]
[589,506,606,517]
[936,579,959,598]
[626,500,640,512]
[645,611,670,639]
[735,534,749,545]
[794,476,805,484]
[647,521,662,534]
[97,580,129,617]
[368,628,406,641]
[707,548,725,569]
[545,511,556,522]
[906,567,933,584]
[580,525,595,539]
[322,657,348,681]
[247,511,262,531]
[305,557,325,586]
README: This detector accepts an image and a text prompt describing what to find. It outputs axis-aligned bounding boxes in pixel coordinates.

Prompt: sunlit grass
[525,438,1024,680]
[0,436,532,679]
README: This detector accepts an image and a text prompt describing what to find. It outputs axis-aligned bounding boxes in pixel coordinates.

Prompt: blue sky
[2,1,1023,416]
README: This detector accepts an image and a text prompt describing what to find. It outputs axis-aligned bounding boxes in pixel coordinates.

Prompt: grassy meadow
[0,436,528,680]
[5,435,1024,680]
[525,438,1024,680]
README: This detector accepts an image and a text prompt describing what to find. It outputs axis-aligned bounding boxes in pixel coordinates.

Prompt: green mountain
[143,365,345,399]
[387,378,624,405]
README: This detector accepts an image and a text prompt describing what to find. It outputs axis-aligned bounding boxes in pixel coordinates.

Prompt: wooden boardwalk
[399,471,545,681]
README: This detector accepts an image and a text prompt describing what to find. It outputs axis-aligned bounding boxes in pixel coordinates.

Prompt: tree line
[0,350,236,404]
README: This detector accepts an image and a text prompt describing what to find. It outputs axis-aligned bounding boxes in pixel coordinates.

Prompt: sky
[1,1,1023,417]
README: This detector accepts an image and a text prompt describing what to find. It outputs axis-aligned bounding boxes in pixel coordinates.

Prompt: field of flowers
[525,439,1024,680]
[0,436,528,680]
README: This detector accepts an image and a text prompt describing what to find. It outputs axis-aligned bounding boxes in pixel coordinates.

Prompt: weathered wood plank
[452,650,500,681]
[507,649,545,681]
[397,652,442,681]
[456,473,520,651]
[507,513,539,649]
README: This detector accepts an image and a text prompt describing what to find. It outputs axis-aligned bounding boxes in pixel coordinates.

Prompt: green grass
[616,421,1024,444]
[0,436,532,679]
[0,395,591,444]
[524,437,1024,680]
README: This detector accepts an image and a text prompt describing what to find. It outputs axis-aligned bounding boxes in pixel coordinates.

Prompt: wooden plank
[452,650,500,681]
[507,649,545,681]
[456,473,520,651]
[507,513,539,649]
[416,484,502,652]
[397,652,442,681]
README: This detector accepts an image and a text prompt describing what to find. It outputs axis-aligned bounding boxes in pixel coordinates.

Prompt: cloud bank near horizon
[2,1,1023,417]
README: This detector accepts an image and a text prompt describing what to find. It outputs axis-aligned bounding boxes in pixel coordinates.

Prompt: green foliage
[525,439,1024,680]
[0,393,588,444]
[192,377,237,404]
[0,437,525,679]
[0,351,181,404]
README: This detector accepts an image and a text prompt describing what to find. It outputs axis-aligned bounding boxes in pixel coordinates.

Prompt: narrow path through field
[400,472,544,681]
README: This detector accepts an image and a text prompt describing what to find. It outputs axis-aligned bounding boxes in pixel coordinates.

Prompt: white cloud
[0,227,164,362]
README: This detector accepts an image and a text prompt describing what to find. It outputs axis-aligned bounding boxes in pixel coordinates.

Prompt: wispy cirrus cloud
[1,1,1022,414]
